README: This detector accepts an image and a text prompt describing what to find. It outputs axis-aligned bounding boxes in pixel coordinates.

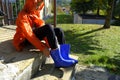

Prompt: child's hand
[41,42,50,57]
[29,14,45,27]
[29,15,38,20]
[42,47,50,57]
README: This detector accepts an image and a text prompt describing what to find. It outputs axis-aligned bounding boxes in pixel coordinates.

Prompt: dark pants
[33,24,65,49]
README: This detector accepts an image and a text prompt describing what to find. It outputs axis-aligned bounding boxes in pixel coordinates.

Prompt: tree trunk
[103,0,115,29]
[97,7,100,16]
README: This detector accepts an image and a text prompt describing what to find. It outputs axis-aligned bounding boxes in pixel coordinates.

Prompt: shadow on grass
[79,27,104,36]
[107,55,120,74]
[64,27,104,55]
[64,26,120,74]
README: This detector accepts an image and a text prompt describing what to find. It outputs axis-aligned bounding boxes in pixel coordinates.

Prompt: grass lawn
[45,11,120,74]
[57,24,120,75]
[45,13,73,24]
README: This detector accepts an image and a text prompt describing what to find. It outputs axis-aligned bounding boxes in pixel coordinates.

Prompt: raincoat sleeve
[30,14,45,27]
[38,2,44,10]
[18,17,46,51]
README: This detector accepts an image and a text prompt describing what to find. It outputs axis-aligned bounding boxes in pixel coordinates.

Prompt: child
[13,0,77,68]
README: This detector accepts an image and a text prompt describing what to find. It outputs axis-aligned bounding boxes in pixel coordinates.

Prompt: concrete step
[0,25,46,80]
[31,55,78,80]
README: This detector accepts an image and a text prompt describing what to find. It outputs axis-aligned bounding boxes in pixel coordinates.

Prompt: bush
[112,20,120,26]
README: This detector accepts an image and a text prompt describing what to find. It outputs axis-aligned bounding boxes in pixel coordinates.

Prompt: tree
[94,0,107,16]
[113,0,120,19]
[103,0,115,29]
[70,0,96,15]
[70,0,117,28]
[70,0,109,16]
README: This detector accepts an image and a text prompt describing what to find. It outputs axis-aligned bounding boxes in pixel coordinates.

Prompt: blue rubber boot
[50,48,76,68]
[60,44,78,63]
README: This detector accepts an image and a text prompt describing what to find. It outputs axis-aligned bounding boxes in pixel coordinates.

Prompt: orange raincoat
[13,0,47,52]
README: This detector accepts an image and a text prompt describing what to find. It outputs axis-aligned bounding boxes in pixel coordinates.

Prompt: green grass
[46,12,120,74]
[57,24,120,74]
[45,13,73,24]
[45,6,73,24]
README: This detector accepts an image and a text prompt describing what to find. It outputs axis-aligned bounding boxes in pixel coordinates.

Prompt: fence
[0,0,52,25]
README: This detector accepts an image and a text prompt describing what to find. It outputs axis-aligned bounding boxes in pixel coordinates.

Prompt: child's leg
[33,24,58,49]
[54,27,65,44]
[34,24,77,68]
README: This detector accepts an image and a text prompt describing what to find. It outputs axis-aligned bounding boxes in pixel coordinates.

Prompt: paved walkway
[73,64,120,80]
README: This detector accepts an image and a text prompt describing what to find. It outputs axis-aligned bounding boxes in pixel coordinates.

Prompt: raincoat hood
[23,0,37,12]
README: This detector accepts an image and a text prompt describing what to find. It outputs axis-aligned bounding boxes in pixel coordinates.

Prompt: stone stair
[0,25,78,80]
[0,25,46,80]
[31,55,78,80]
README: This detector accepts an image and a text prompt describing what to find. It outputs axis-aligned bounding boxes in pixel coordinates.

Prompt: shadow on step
[0,39,46,78]
[0,39,45,63]
[33,64,64,79]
